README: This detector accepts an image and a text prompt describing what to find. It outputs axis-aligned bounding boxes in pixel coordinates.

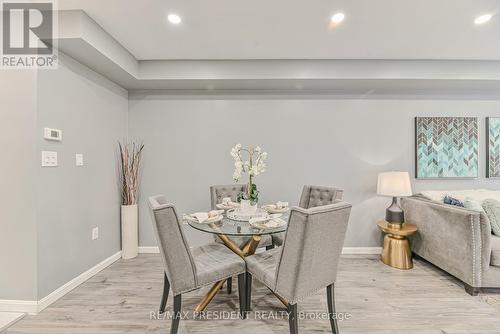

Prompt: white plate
[263,205,290,214]
[226,208,268,222]
[216,203,240,210]
[184,214,223,224]
[249,218,287,229]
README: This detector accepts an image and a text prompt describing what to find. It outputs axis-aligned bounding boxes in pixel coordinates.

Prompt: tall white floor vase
[121,204,138,259]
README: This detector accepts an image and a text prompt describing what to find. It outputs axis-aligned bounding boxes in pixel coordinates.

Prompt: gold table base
[377,221,418,270]
[381,234,413,269]
[194,234,288,312]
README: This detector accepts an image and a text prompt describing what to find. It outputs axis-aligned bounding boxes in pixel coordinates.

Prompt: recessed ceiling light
[330,12,345,24]
[474,14,492,25]
[167,13,182,25]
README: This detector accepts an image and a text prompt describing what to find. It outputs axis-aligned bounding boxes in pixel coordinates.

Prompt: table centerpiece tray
[226,208,269,222]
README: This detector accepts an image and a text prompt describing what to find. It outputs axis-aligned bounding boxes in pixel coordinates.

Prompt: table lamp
[377,171,412,224]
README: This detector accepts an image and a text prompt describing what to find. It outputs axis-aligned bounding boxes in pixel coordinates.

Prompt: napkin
[265,201,289,210]
[250,216,286,229]
[220,197,239,208]
[192,212,209,223]
[266,218,287,228]
[249,216,270,225]
[191,210,224,223]
[276,201,289,209]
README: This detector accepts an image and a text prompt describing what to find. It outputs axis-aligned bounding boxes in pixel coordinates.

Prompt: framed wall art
[415,117,478,178]
[487,117,500,178]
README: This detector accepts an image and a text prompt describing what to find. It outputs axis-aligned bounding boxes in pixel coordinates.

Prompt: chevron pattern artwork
[415,117,478,178]
[487,117,500,178]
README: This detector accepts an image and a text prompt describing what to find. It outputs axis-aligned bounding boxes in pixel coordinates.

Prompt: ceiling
[59,0,500,61]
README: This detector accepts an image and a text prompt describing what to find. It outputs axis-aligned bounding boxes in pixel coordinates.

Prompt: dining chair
[245,201,352,334]
[148,195,247,334]
[272,185,343,247]
[210,184,274,293]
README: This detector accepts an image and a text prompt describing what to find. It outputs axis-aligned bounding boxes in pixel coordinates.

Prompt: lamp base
[385,197,404,224]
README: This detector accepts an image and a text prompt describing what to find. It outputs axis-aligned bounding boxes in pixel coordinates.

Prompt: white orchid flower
[229,144,268,185]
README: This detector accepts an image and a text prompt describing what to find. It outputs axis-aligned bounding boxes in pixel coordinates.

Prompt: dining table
[185,209,289,312]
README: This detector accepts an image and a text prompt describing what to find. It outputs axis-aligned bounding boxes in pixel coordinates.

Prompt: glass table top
[186,212,289,236]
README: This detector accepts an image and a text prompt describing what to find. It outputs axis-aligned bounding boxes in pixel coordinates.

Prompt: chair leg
[160,272,170,314]
[327,284,339,334]
[237,273,246,319]
[287,303,298,334]
[227,277,232,294]
[245,272,252,311]
[170,294,181,334]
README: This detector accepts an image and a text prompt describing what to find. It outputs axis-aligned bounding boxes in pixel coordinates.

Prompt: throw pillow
[482,199,500,236]
[463,197,484,212]
[443,195,465,207]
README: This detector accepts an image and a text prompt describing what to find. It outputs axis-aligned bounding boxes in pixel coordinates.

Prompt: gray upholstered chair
[210,184,274,293]
[272,185,344,247]
[148,195,247,334]
[245,201,352,334]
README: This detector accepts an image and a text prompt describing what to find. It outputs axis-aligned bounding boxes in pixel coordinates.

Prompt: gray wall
[128,94,500,248]
[36,54,128,299]
[0,70,38,300]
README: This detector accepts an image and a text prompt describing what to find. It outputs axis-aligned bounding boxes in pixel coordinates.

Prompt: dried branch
[118,141,144,205]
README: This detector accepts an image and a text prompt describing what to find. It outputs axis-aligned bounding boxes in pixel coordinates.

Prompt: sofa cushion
[482,199,500,236]
[491,235,500,267]
[463,197,485,212]
[419,189,500,205]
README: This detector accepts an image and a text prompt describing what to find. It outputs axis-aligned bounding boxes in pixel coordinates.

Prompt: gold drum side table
[377,221,418,270]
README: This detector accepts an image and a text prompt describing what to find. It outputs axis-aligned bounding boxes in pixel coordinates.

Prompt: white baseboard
[0,251,122,315]
[139,245,381,255]
[37,251,122,313]
[138,246,159,253]
[0,300,37,314]
[342,247,382,255]
[0,312,25,332]
[0,246,380,316]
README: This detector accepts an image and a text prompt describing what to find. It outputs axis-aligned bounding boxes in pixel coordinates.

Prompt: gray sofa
[402,196,500,295]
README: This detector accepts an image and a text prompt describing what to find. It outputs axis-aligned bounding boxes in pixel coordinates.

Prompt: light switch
[41,151,58,167]
[75,154,84,166]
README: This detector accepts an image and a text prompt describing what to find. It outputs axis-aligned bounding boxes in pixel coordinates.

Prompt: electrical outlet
[75,154,84,166]
[92,227,99,240]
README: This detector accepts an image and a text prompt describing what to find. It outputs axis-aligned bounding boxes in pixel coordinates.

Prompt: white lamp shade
[377,171,412,197]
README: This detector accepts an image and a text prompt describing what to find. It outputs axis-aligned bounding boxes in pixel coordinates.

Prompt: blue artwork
[415,117,478,178]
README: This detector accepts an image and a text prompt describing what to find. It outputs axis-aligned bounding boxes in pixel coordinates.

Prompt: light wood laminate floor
[6,254,500,334]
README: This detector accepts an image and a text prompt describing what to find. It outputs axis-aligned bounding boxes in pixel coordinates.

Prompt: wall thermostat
[44,128,62,141]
